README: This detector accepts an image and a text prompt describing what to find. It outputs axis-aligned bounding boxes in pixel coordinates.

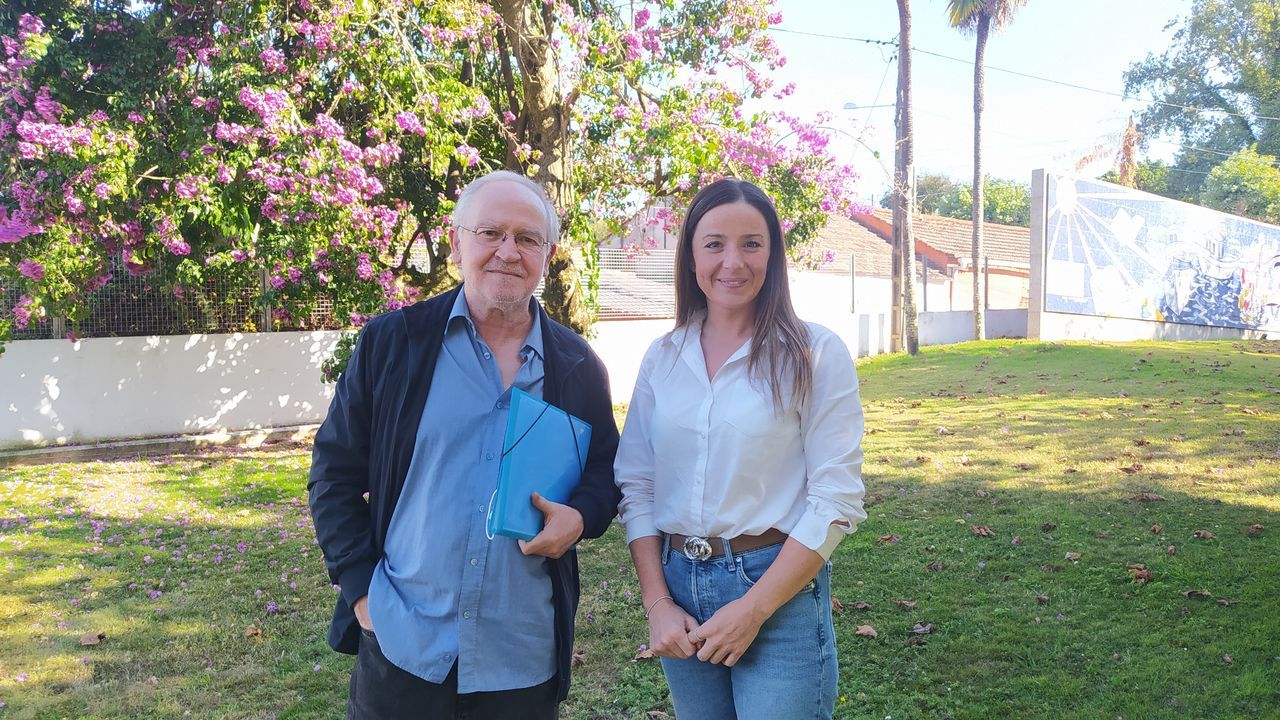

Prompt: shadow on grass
[826,484,1280,719]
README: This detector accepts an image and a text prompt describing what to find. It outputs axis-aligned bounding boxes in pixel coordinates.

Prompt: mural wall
[1043,175,1280,331]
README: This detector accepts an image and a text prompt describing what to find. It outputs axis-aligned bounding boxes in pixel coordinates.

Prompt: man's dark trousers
[347,629,558,720]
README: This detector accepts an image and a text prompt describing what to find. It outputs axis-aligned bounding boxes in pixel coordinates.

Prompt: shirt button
[463,611,471,619]
[470,558,478,566]
[482,352,491,360]
[485,452,494,461]
[496,400,505,409]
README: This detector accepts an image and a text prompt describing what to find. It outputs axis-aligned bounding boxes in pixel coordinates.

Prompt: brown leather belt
[667,528,788,560]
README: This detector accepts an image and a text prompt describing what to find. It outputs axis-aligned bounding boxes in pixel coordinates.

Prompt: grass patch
[0,340,1277,718]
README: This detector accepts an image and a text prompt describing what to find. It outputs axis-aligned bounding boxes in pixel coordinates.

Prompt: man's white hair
[453,170,560,243]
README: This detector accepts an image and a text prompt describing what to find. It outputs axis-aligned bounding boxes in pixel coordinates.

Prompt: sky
[761,0,1193,206]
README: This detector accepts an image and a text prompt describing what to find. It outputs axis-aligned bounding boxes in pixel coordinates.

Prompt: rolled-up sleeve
[614,344,661,543]
[788,329,867,553]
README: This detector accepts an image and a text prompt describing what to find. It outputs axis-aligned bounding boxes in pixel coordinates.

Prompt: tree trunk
[971,13,989,341]
[496,0,590,334]
[896,0,919,355]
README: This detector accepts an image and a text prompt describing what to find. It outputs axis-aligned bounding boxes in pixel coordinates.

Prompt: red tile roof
[866,209,1029,269]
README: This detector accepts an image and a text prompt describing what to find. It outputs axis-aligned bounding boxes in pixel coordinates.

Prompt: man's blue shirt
[367,290,555,691]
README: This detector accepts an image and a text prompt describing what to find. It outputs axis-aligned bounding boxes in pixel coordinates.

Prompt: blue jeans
[659,537,838,720]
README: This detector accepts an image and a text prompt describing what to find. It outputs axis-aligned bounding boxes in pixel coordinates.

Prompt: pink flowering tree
[0,1,863,364]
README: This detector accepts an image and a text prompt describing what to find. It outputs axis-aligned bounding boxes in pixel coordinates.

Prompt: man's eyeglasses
[457,225,548,254]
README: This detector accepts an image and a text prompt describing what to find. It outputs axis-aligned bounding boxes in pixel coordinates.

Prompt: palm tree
[946,0,1026,340]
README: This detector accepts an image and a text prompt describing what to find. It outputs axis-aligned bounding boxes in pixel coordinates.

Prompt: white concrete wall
[1031,311,1268,342]
[919,309,1028,345]
[1,331,344,450]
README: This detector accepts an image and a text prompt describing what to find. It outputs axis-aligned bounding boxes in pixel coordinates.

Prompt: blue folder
[486,388,592,541]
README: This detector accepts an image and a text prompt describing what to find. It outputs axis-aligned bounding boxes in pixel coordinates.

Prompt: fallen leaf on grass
[893,599,917,609]
[1065,552,1082,562]
[1128,493,1166,503]
[864,494,884,507]
[1247,524,1265,537]
[1240,407,1262,415]
[971,525,995,537]
[1215,598,1239,607]
[975,489,989,497]
[926,561,944,571]
[1011,535,1023,546]
[907,635,928,646]
[647,712,672,720]
[1040,564,1061,573]
[79,632,106,646]
[1130,570,1154,584]
[1094,531,1109,539]
[1015,463,1032,471]
[245,625,262,638]
[1151,524,1163,534]
[634,646,656,660]
[1134,438,1151,447]
[910,622,934,635]
[571,650,587,668]
[1167,545,1178,555]
[1193,530,1215,539]
[1064,467,1079,473]
[830,597,844,613]
[1181,589,1213,599]
[850,601,872,610]
[854,625,878,638]
[1224,428,1246,437]
[1223,655,1233,664]
[956,455,973,467]
[1040,523,1057,532]
[916,455,932,464]
[877,534,900,543]
[936,426,954,436]
[1036,595,1050,604]
[1119,463,1144,474]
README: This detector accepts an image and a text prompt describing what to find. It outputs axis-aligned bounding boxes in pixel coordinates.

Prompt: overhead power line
[769,26,1280,123]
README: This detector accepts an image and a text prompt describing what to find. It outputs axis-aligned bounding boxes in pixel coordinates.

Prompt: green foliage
[319,330,360,383]
[1199,146,1280,223]
[1124,0,1280,197]
[884,174,1031,227]
[1099,159,1173,198]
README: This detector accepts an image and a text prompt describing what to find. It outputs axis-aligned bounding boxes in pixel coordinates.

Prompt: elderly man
[308,170,620,719]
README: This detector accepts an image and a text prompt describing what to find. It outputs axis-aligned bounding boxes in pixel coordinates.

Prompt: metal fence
[3,257,346,341]
[596,248,676,320]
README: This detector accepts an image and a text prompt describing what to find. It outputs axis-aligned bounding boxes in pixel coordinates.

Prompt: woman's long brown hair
[674,178,812,410]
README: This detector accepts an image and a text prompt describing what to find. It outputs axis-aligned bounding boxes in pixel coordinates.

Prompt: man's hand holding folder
[518,492,584,559]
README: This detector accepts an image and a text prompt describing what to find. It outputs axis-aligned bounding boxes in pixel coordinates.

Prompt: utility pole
[894,0,919,354]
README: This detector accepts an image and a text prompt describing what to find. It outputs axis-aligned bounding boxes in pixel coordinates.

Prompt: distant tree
[888,175,1030,227]
[946,0,1027,340]
[880,172,960,214]
[1199,146,1280,224]
[1124,0,1280,198]
[941,178,1030,227]
[1099,160,1172,198]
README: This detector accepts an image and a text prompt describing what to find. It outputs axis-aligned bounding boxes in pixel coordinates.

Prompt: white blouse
[614,317,867,554]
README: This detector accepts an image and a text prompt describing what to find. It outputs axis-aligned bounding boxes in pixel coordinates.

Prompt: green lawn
[1,339,1277,719]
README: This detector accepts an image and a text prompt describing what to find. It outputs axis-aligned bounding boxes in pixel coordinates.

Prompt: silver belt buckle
[682,535,713,561]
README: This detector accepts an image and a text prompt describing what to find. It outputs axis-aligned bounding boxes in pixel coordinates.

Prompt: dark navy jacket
[307,285,621,702]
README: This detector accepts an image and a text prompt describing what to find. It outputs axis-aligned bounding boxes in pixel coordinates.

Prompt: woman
[614,178,866,719]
